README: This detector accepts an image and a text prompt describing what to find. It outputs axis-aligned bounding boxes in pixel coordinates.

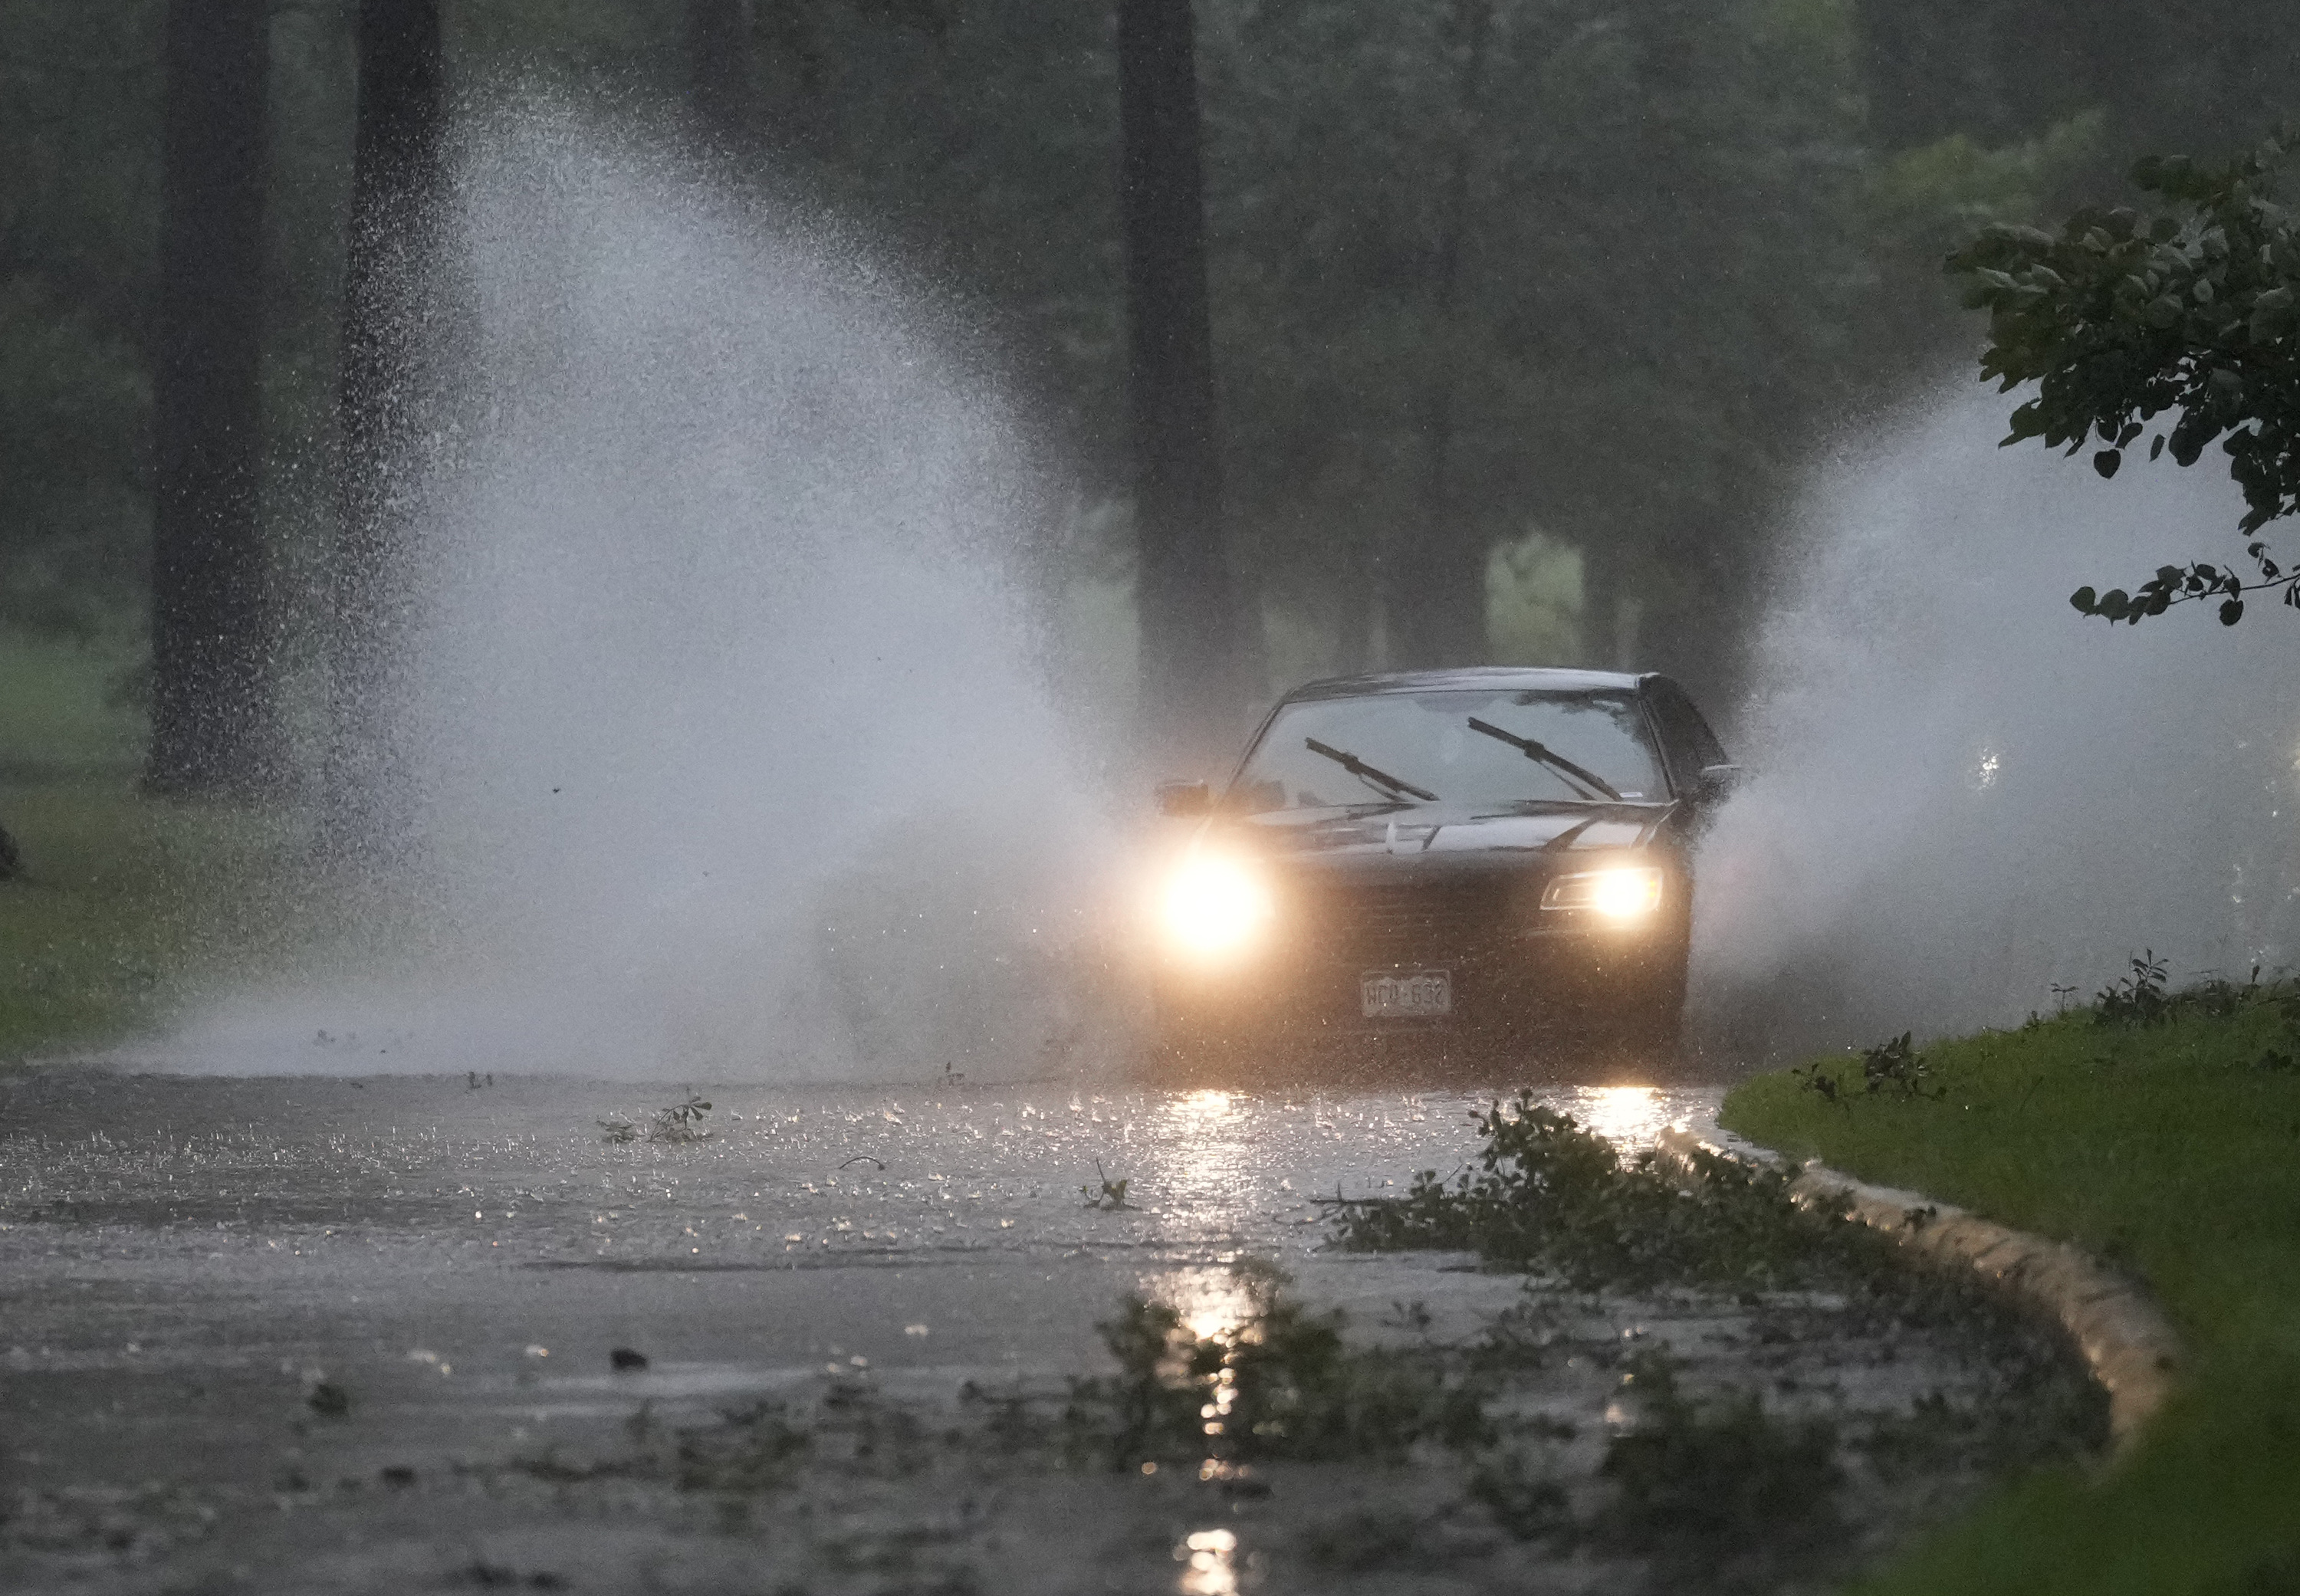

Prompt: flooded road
[2,1075,1714,1477]
[0,1071,2085,1594]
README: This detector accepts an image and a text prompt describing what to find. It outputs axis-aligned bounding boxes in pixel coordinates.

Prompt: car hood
[1221,800,1676,863]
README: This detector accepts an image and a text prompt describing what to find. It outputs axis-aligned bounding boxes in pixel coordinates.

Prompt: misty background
[4,0,2298,1074]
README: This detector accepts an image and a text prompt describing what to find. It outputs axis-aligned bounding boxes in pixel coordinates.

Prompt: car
[1145,667,1737,1079]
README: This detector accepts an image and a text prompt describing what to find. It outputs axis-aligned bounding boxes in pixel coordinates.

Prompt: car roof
[1279,666,1651,703]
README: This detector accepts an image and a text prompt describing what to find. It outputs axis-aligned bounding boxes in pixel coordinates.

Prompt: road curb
[1654,1126,2181,1447]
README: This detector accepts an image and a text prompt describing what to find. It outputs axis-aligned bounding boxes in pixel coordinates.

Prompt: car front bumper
[1151,911,1689,1057]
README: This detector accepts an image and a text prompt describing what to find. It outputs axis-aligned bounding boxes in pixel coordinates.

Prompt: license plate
[1361,969,1452,1019]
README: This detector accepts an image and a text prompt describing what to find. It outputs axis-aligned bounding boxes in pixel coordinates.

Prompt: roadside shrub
[1861,1032,1944,1099]
[2095,951,2172,1026]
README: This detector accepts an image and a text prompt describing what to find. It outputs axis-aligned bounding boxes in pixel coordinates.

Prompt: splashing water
[1691,384,2300,1062]
[170,110,1131,1082]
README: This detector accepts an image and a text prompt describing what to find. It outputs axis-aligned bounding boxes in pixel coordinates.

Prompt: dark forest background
[5,0,2295,766]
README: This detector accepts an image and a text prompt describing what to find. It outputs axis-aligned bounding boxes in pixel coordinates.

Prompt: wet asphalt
[2,1072,1710,1471]
[0,1069,2088,1594]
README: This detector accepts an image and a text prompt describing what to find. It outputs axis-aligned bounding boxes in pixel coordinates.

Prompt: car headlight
[1541,865,1664,921]
[1159,854,1275,956]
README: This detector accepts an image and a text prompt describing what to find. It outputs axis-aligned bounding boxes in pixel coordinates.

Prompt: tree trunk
[687,0,754,155]
[146,0,275,799]
[327,0,445,858]
[1117,0,1242,770]
[1390,0,1493,669]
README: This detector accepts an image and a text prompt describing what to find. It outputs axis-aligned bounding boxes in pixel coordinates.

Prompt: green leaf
[2220,599,2245,626]
[2071,586,2098,612]
[2150,434,2167,461]
[2095,449,2122,479]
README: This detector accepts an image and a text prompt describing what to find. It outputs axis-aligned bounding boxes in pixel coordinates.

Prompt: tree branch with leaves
[1948,129,2300,626]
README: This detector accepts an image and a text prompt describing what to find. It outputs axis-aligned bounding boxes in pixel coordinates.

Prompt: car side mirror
[1694,763,1743,802]
[1155,780,1214,818]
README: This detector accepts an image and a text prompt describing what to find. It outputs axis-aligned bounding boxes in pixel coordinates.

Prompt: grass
[0,775,314,1061]
[0,635,311,1061]
[1721,988,2300,1596]
[0,632,144,778]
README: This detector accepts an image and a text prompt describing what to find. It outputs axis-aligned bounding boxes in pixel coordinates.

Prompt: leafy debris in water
[1063,1261,1487,1471]
[1329,1094,1872,1291]
[597,1095,713,1145]
[1079,1161,1132,1210]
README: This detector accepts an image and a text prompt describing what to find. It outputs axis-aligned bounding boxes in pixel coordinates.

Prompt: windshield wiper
[1465,717,1622,801]
[1303,738,1438,803]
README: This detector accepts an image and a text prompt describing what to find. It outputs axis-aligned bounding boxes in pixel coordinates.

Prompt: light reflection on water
[1126,1082,1723,1450]
[1116,1081,1720,1334]
[1561,1083,1678,1148]
[1168,1266,1258,1342]
[1123,1081,1714,1595]
[1176,1527,1240,1595]
[1145,1088,1257,1236]
[1137,1084,1713,1236]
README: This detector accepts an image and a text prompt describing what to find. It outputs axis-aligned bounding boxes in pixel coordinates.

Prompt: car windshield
[1227,688,1666,811]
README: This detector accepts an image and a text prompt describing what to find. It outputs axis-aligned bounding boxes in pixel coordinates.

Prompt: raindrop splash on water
[171,106,1132,1083]
[1691,384,2300,1061]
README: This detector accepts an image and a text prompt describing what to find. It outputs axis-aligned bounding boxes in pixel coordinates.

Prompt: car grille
[1294,876,1522,968]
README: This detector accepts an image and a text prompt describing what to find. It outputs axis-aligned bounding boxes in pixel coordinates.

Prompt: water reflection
[1125,1083,1720,1269]
[1176,1527,1240,1595]
[1563,1084,1673,1147]
[1145,1089,1256,1234]
[1177,1089,1234,1121]
[1165,1266,1257,1342]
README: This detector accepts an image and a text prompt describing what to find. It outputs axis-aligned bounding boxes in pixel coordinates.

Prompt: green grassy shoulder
[0,632,145,778]
[0,776,314,1060]
[1722,1002,2300,1596]
[1,636,314,1062]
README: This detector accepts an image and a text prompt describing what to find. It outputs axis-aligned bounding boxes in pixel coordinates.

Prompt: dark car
[1145,667,1736,1079]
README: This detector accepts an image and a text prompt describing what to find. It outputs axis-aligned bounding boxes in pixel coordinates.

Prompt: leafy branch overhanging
[1949,128,2300,626]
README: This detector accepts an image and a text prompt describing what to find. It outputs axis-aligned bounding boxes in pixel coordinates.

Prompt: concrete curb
[1654,1126,2182,1447]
